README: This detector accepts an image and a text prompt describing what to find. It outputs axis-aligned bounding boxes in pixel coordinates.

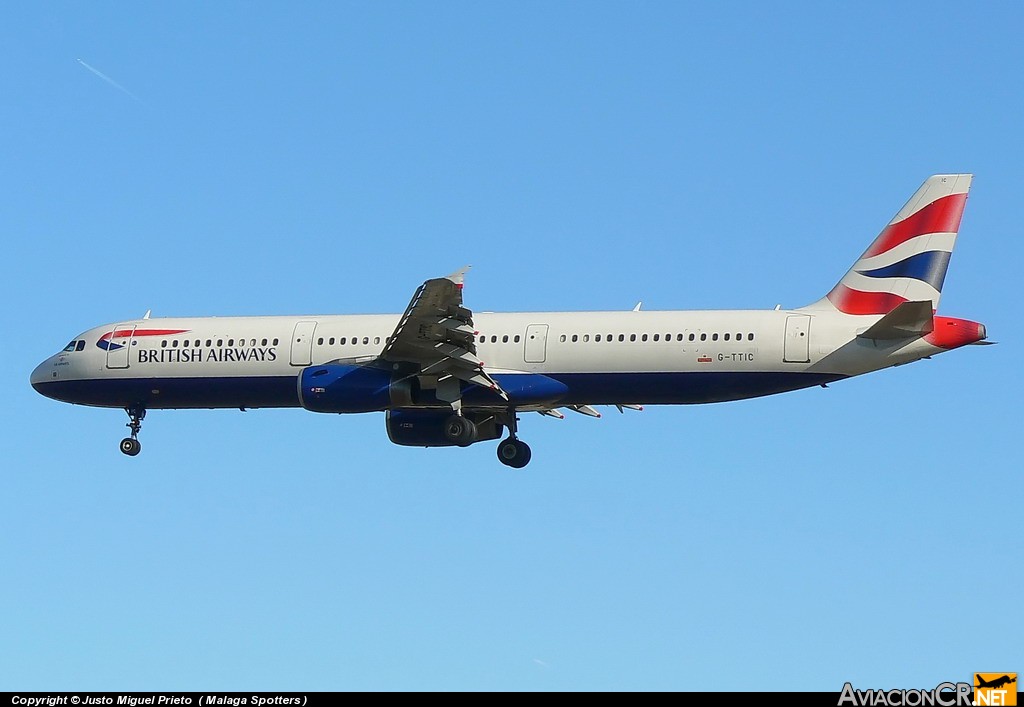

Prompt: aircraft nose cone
[31,358,54,395]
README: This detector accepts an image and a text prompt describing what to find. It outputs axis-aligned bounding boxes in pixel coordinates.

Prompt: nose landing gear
[120,407,145,456]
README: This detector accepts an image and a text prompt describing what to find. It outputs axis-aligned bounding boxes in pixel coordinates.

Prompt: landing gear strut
[496,409,531,468]
[120,406,145,456]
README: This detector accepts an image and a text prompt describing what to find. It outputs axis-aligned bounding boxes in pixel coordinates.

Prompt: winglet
[446,266,471,289]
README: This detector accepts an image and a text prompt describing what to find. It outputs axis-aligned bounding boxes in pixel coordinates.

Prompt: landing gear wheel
[121,406,146,457]
[497,438,532,468]
[443,414,477,447]
[120,437,141,456]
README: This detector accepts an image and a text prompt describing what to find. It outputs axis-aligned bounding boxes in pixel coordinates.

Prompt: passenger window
[161,340,168,348]
[653,334,660,342]
[641,334,648,342]
[340,337,347,345]
[502,335,509,343]
[712,333,718,341]
[678,334,685,341]
[273,338,279,346]
[572,334,578,343]
[559,334,566,343]
[251,339,257,347]
[724,333,730,341]
[261,338,267,346]
[206,339,212,347]
[618,334,625,342]
[736,333,742,341]
[595,334,602,342]
[583,334,590,342]
[630,334,636,342]
[228,339,234,347]
[748,333,755,341]
[218,339,224,347]
[374,337,380,345]
[329,337,335,345]
[172,340,179,347]
[700,333,707,341]
[491,335,497,343]
[514,335,521,343]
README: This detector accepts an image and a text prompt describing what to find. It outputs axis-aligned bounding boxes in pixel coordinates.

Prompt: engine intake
[299,363,412,413]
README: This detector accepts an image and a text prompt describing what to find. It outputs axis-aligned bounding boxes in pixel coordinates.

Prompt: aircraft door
[104,325,136,369]
[783,315,811,363]
[524,324,549,363]
[290,321,317,366]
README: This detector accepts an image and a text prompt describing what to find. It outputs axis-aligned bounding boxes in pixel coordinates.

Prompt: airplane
[976,675,1017,690]
[30,174,989,467]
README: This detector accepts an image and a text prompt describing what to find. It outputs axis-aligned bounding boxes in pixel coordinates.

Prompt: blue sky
[2,1,1021,691]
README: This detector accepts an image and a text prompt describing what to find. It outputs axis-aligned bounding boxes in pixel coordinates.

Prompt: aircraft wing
[382,267,508,400]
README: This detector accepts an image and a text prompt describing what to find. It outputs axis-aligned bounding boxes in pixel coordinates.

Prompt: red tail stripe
[863,193,967,258]
[826,284,908,315]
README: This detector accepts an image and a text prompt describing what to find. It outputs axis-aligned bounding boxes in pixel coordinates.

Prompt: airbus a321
[31,174,989,467]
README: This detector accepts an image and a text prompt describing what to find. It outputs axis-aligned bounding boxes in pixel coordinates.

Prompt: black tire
[443,415,477,447]
[120,438,141,456]
[497,438,531,468]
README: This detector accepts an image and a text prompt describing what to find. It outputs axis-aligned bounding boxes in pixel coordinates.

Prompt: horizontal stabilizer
[857,300,934,340]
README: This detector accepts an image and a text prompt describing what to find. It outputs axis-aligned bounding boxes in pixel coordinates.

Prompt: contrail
[76,58,140,101]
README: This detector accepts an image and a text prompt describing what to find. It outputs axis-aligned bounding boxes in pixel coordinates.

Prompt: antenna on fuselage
[143,309,152,319]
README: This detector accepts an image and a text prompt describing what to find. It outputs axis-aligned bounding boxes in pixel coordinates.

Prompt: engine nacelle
[386,409,504,447]
[299,363,412,413]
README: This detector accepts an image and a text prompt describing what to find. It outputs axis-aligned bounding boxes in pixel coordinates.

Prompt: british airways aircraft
[31,174,988,467]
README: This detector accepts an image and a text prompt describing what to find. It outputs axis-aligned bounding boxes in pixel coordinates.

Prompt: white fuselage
[31,308,947,411]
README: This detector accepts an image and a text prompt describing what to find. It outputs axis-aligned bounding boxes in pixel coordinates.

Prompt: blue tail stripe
[857,250,952,291]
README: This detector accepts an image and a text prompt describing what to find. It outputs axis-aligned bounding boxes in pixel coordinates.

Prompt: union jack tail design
[805,174,973,315]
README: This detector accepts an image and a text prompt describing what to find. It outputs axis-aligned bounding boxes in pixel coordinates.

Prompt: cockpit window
[76,340,86,351]
[63,341,77,352]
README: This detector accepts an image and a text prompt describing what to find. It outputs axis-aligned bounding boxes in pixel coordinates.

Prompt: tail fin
[805,174,973,314]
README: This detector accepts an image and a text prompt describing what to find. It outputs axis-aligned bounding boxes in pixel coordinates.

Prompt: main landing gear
[496,409,531,469]
[119,407,145,456]
[443,414,477,447]
[497,437,531,469]
[442,408,533,468]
